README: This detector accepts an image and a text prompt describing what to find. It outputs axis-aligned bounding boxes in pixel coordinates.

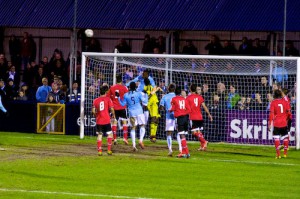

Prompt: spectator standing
[115,39,131,53]
[252,38,269,56]
[157,36,166,53]
[5,65,20,87]
[22,62,34,88]
[86,38,102,52]
[16,90,28,101]
[36,78,51,103]
[67,81,81,103]
[45,93,57,132]
[222,40,237,55]
[0,53,8,80]
[285,40,299,56]
[205,35,223,55]
[238,37,252,55]
[8,34,21,71]
[20,32,34,70]
[48,82,65,104]
[272,61,288,84]
[142,34,154,54]
[227,84,240,109]
[34,66,46,88]
[5,78,18,100]
[28,34,37,63]
[182,40,198,55]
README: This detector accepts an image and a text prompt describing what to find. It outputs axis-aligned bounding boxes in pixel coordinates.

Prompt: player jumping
[118,82,148,151]
[144,78,162,142]
[107,74,129,145]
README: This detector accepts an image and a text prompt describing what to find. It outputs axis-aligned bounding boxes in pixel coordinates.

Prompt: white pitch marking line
[0,188,160,199]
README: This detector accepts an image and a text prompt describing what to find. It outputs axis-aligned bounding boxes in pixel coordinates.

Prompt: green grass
[0,132,299,199]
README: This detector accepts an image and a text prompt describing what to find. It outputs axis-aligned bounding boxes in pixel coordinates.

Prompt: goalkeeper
[144,78,162,142]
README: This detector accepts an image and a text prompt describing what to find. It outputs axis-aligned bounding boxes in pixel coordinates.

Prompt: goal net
[80,52,300,149]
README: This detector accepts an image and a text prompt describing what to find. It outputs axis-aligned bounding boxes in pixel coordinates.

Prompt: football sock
[274,138,281,157]
[167,135,172,152]
[150,123,158,137]
[283,138,289,155]
[123,125,128,140]
[198,132,206,146]
[177,134,182,153]
[130,129,136,148]
[112,125,117,140]
[107,137,113,151]
[97,140,102,152]
[181,137,189,154]
[140,126,145,142]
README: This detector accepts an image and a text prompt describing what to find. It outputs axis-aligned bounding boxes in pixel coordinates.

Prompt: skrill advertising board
[226,110,296,146]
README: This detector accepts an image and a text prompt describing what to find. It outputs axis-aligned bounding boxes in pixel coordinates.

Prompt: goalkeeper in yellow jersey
[143,78,162,142]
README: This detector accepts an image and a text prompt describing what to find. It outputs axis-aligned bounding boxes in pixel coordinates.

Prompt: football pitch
[0,132,299,199]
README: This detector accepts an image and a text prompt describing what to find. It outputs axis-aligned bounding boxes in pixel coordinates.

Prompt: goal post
[80,52,300,149]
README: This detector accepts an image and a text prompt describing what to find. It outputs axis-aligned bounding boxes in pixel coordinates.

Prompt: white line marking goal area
[0,188,160,199]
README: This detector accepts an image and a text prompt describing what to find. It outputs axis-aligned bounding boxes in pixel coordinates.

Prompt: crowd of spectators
[0,32,298,110]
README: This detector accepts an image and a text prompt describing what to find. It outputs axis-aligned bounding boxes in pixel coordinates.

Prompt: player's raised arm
[125,75,141,87]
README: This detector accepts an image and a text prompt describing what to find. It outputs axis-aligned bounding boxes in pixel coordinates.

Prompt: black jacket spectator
[182,40,198,55]
[205,35,223,55]
[115,39,131,53]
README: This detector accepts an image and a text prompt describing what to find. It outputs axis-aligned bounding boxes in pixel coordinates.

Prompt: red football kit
[107,84,128,110]
[170,96,190,118]
[283,95,292,120]
[186,94,204,120]
[93,96,113,125]
[269,98,291,128]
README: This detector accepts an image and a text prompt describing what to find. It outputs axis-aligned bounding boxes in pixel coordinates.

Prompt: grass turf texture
[0,132,299,199]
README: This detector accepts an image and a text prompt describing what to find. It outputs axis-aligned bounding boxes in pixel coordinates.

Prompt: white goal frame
[81,52,300,150]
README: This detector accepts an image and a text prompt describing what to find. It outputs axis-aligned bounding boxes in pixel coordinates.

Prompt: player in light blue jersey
[118,82,148,151]
[159,83,179,156]
[126,70,156,92]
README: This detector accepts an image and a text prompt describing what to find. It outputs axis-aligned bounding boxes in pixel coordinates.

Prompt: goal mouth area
[80,52,300,150]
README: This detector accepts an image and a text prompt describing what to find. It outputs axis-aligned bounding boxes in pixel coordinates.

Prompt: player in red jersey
[281,88,292,151]
[186,84,213,151]
[107,74,129,145]
[170,86,191,158]
[281,88,292,130]
[268,89,291,159]
[93,85,116,156]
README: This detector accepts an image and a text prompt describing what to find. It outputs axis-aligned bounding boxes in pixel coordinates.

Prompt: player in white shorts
[159,84,179,156]
[118,82,148,151]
